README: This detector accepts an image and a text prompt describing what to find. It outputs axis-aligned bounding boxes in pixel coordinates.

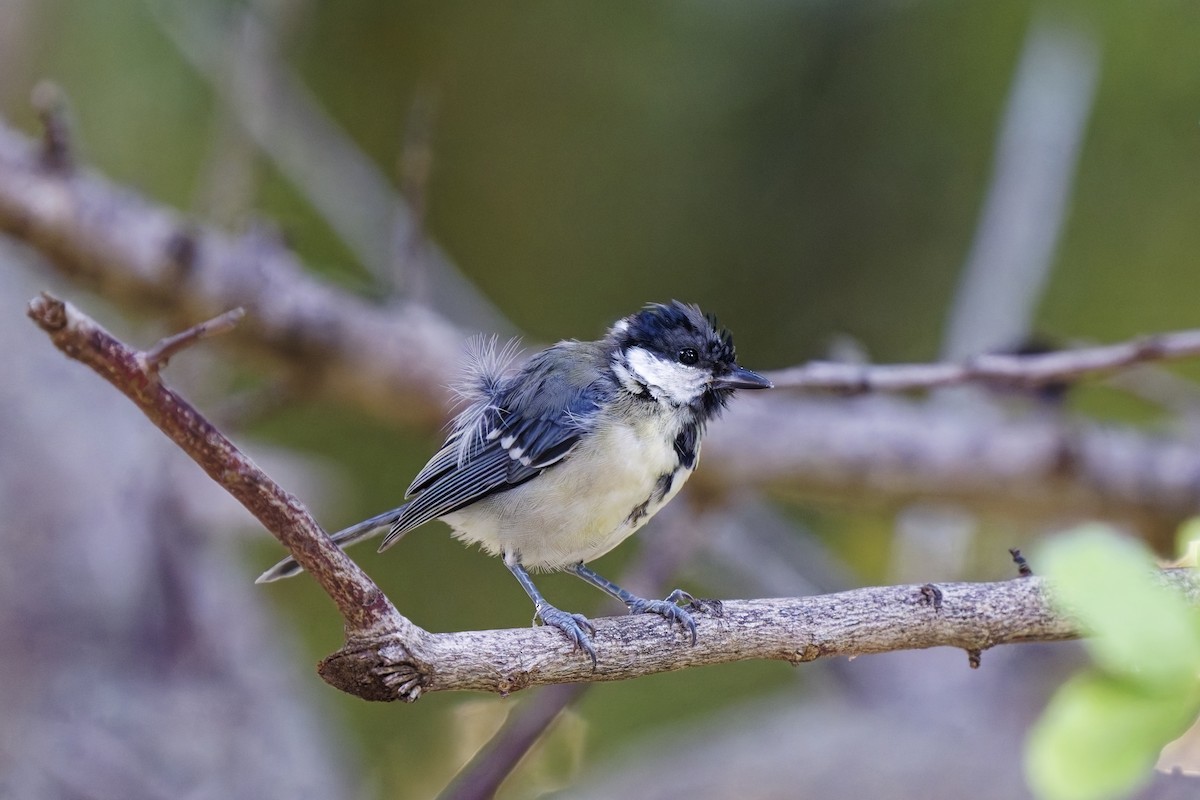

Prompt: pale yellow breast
[442,408,694,570]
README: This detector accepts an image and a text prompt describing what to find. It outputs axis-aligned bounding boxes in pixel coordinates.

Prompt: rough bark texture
[316,571,1200,700]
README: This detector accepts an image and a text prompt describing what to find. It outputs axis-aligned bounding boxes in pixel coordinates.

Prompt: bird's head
[608,301,772,417]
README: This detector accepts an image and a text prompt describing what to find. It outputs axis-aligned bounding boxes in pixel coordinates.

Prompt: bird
[258,301,772,662]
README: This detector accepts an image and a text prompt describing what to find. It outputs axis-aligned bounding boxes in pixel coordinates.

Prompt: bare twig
[0,115,463,428]
[2,266,354,797]
[766,332,1200,393]
[25,293,415,644]
[703,392,1200,544]
[142,306,245,371]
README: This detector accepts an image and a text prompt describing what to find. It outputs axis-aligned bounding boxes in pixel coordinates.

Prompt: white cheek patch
[625,347,708,405]
[610,359,640,396]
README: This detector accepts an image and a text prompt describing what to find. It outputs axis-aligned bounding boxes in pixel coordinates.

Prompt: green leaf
[1037,525,1200,690]
[1026,672,1198,800]
[1027,525,1200,800]
[1176,517,1200,566]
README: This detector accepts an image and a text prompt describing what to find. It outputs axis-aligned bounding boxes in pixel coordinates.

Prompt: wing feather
[387,444,520,542]
[382,342,613,549]
[405,441,460,497]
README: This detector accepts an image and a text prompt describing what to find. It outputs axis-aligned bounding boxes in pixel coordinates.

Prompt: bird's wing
[404,438,469,497]
[383,359,609,547]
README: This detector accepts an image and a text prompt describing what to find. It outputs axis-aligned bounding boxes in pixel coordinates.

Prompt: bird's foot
[666,589,724,618]
[627,589,721,645]
[536,605,598,666]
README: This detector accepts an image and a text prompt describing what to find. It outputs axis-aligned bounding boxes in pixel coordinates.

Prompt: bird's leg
[505,558,597,665]
[569,562,703,645]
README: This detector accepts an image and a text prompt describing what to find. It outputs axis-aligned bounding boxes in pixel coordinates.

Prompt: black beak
[714,365,773,391]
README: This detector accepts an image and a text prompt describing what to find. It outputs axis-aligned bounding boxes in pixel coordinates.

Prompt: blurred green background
[5,0,1200,796]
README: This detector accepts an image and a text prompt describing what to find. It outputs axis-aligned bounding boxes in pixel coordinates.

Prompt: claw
[537,605,598,666]
[666,589,725,618]
[627,594,700,645]
[567,563,719,648]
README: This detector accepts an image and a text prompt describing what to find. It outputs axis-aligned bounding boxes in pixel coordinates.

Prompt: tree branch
[29,290,1200,703]
[703,391,1200,546]
[766,334,1200,393]
[0,116,463,428]
[25,292,417,644]
[142,306,246,370]
[437,683,588,800]
[318,570,1200,699]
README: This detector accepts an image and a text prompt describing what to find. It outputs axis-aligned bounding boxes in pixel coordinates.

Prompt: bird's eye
[678,348,699,366]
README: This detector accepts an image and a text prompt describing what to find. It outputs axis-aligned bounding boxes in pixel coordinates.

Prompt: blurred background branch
[5,115,1200,544]
[941,14,1099,362]
[149,0,508,329]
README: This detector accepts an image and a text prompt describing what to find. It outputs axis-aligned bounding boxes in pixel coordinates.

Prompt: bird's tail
[254,507,406,584]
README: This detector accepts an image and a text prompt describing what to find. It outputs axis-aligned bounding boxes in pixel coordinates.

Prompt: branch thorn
[1009,547,1033,577]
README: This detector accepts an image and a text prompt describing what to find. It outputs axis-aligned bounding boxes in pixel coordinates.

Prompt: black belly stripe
[674,423,699,469]
[625,498,651,526]
[625,469,681,527]
[653,470,676,502]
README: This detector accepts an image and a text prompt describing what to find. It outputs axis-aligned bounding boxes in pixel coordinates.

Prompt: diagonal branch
[0,116,463,428]
[437,683,589,800]
[25,292,418,645]
[147,0,508,330]
[142,306,246,370]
